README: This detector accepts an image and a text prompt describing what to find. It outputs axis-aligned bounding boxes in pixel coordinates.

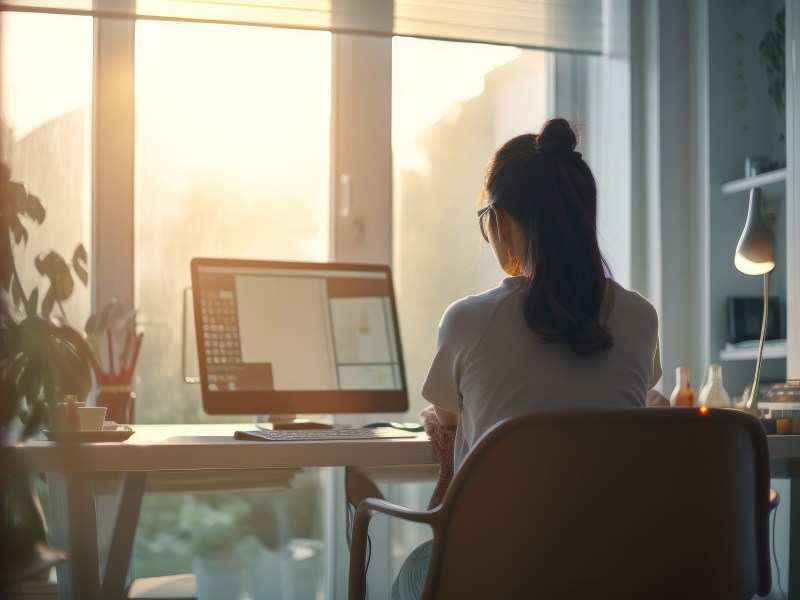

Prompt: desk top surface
[8,423,437,473]
[768,433,800,459]
[7,423,800,474]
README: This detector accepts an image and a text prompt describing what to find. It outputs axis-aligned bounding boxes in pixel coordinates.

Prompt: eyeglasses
[477,205,492,242]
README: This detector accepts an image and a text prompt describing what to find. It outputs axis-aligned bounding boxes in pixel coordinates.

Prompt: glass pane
[392,37,548,415]
[0,12,93,328]
[133,469,329,600]
[134,21,332,424]
[391,35,548,579]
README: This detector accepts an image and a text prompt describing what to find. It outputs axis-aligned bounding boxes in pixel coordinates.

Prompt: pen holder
[96,385,136,424]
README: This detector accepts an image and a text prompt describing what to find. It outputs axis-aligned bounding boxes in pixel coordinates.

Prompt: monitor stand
[255,414,333,430]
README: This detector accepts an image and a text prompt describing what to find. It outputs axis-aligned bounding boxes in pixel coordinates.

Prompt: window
[389,34,548,573]
[131,21,333,595]
[2,7,579,596]
[392,37,548,414]
[0,12,93,327]
[134,21,332,423]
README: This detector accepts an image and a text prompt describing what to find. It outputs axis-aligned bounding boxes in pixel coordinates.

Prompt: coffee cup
[78,406,107,431]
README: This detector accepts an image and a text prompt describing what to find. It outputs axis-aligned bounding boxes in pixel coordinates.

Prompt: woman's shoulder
[440,277,524,328]
[607,280,658,322]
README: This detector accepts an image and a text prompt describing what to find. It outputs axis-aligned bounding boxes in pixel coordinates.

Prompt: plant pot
[95,386,135,423]
[193,553,248,600]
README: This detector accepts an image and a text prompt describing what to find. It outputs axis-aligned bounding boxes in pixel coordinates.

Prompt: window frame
[91,13,394,317]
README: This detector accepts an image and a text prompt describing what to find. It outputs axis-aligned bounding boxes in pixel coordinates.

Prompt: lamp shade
[734,187,775,275]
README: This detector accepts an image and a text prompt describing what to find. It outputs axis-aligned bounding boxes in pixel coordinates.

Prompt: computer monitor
[190,258,409,420]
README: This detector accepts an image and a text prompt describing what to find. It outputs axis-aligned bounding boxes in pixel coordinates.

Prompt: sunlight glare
[135,21,332,222]
[0,13,92,140]
[392,37,521,171]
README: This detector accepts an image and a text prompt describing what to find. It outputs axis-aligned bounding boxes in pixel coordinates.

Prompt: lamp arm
[746,271,771,410]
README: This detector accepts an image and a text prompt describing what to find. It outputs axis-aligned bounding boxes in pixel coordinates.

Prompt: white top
[422,277,662,472]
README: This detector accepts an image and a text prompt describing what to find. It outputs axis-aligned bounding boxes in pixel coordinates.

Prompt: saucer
[42,428,134,443]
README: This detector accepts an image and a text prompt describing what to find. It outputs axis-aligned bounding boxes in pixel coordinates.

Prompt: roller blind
[394,0,603,54]
[0,0,603,53]
[0,0,392,34]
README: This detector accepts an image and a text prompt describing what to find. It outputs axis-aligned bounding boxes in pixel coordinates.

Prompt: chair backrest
[421,407,772,600]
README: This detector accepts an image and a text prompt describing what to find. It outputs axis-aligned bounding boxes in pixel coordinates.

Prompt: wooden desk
[9,427,800,599]
[8,424,437,600]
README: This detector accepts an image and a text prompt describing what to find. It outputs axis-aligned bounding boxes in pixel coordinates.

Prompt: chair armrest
[348,498,439,600]
[356,497,439,524]
[345,467,385,507]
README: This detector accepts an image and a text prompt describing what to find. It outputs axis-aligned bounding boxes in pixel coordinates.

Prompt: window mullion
[93,0,136,311]
[330,33,392,265]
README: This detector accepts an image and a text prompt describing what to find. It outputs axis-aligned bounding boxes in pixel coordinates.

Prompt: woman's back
[394,118,663,600]
[423,277,660,472]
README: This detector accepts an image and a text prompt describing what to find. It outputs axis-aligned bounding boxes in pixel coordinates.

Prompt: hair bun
[535,118,578,155]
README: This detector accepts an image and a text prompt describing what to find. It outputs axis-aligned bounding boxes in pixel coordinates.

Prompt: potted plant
[758,6,785,131]
[0,161,97,587]
[85,296,142,423]
[176,495,264,600]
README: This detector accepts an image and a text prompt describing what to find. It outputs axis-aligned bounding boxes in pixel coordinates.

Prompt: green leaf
[71,244,89,286]
[42,358,58,408]
[34,250,74,304]
[86,297,136,337]
[9,214,28,246]
[19,356,43,411]
[11,275,26,310]
[6,353,27,388]
[41,287,55,316]
[22,398,48,439]
[23,192,45,225]
[1,371,25,432]
[27,286,39,315]
[758,6,785,113]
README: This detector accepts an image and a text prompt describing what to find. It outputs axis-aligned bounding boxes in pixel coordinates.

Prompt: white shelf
[719,339,787,361]
[721,168,787,195]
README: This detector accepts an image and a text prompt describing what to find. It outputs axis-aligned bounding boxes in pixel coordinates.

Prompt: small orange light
[699,405,709,415]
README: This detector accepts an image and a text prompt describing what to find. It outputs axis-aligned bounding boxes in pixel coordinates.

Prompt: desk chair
[348,407,778,600]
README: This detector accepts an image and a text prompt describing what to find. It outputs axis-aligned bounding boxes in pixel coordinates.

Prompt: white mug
[78,406,107,431]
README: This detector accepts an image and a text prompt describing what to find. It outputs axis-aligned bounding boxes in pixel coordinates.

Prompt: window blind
[0,0,392,34]
[0,0,603,53]
[394,0,603,54]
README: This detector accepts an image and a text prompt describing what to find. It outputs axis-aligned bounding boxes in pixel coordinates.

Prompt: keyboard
[234,426,420,442]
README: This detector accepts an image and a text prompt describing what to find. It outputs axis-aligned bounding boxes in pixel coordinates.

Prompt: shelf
[719,339,787,361]
[721,168,786,195]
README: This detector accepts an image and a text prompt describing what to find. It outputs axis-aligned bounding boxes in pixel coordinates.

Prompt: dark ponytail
[484,118,614,355]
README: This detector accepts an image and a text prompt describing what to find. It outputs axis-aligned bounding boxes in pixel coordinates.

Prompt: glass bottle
[670,367,695,407]
[697,364,732,408]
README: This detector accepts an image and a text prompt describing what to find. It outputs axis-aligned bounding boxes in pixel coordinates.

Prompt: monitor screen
[190,258,409,416]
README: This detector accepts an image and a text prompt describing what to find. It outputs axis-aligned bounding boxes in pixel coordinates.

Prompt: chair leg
[348,505,375,600]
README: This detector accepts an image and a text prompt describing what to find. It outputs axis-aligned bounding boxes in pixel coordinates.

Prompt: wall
[707,0,787,397]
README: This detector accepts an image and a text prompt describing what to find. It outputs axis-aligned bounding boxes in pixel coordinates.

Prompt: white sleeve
[420,307,464,414]
[649,334,663,389]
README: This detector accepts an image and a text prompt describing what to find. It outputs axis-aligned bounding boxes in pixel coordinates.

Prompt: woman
[392,118,662,600]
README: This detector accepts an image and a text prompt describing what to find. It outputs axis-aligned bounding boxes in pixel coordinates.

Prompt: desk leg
[48,472,101,599]
[100,472,147,600]
[790,477,800,600]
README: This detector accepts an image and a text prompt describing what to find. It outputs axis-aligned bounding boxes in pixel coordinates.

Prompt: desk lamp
[734,187,775,412]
